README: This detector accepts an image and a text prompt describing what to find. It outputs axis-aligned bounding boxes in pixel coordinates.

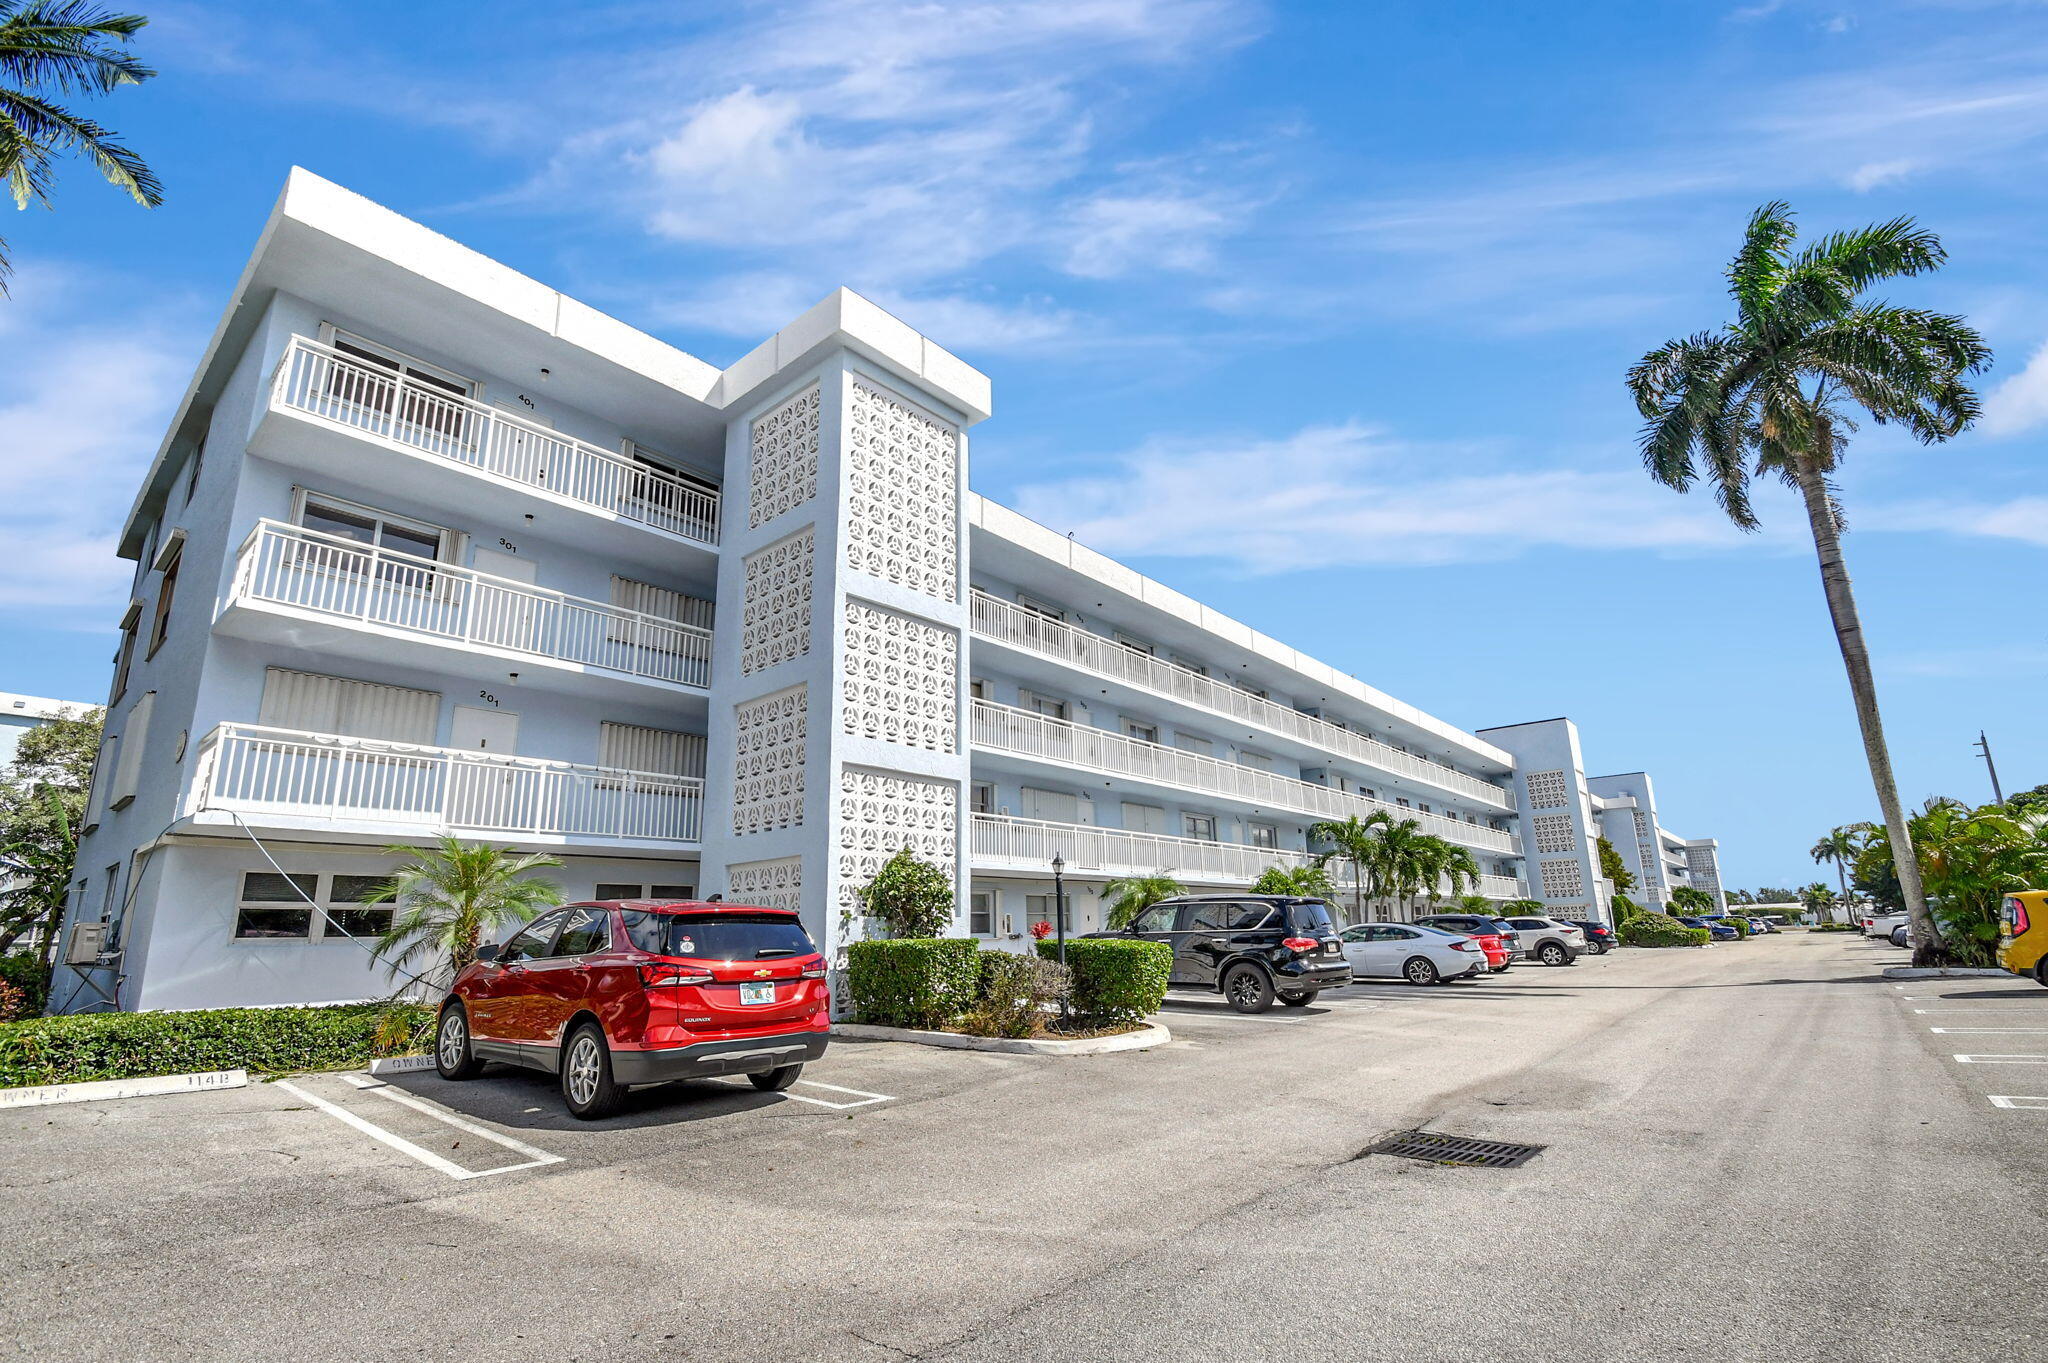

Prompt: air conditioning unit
[65,922,105,966]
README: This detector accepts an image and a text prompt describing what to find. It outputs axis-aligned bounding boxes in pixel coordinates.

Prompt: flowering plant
[1029,918,1054,941]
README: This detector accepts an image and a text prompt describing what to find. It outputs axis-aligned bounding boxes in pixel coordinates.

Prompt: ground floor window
[595,882,695,901]
[233,871,400,941]
[970,890,995,936]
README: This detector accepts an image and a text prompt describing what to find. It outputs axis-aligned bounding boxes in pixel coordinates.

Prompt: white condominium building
[47,170,1714,1014]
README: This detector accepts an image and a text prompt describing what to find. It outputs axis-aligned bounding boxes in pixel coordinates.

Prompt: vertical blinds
[258,668,440,744]
[598,721,705,778]
[1120,801,1167,835]
[609,577,714,628]
[1022,787,1094,825]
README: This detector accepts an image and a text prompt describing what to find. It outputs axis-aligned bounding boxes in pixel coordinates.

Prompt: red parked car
[436,900,831,1119]
[1414,913,1513,972]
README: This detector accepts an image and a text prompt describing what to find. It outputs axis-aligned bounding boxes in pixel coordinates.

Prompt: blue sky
[2,0,2044,892]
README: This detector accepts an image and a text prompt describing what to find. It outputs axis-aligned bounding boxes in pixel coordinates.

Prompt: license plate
[738,982,776,1006]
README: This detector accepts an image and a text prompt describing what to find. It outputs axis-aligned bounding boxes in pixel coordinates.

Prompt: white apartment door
[447,705,531,833]
[469,547,541,655]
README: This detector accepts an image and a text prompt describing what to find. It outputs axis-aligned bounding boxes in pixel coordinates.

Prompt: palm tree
[1364,816,1436,921]
[1809,824,1867,901]
[1308,813,1388,924]
[1101,873,1184,931]
[0,1,160,290]
[1627,203,1990,962]
[365,837,565,992]
[1798,882,1838,924]
[1250,864,1339,901]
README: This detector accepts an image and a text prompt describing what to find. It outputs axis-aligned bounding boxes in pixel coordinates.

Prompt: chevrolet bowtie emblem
[753,969,773,977]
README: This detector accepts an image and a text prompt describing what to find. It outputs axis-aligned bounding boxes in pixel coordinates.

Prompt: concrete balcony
[971,812,1319,886]
[185,722,703,850]
[219,520,712,706]
[971,700,1519,856]
[969,590,1513,811]
[257,336,719,573]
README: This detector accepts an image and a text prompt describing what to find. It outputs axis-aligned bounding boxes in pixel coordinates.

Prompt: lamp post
[1975,731,2005,805]
[1051,852,1070,1026]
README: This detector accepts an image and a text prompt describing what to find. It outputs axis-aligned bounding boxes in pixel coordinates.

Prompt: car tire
[435,1003,485,1081]
[1490,963,1511,974]
[1538,942,1569,967]
[2035,959,2048,989]
[1403,956,1441,986]
[560,1020,625,1120]
[1279,991,1317,1008]
[749,1063,803,1092]
[1222,964,1276,1014]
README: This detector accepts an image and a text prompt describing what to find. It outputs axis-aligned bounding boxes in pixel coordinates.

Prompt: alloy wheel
[438,1011,466,1068]
[565,1034,602,1107]
[1228,972,1262,1008]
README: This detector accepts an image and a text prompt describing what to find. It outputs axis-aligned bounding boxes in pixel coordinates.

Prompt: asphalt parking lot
[5,935,2045,1363]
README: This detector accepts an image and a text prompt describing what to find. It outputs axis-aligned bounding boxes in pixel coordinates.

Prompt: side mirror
[473,942,503,964]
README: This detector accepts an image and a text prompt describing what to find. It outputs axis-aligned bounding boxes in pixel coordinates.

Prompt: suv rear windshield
[1285,901,1337,934]
[621,911,816,961]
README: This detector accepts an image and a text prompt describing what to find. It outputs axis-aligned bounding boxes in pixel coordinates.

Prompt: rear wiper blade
[755,947,798,957]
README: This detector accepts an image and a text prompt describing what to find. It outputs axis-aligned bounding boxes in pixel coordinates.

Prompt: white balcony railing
[972,701,1518,855]
[230,520,713,689]
[970,591,1512,810]
[189,723,703,844]
[271,336,720,545]
[972,812,1319,884]
[972,815,1527,899]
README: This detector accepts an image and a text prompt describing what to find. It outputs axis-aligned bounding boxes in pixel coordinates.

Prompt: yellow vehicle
[1998,891,2048,987]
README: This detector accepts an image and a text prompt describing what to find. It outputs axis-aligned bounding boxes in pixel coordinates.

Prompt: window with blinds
[258,668,440,744]
[1021,786,1093,825]
[598,721,706,778]
[109,690,154,809]
[608,576,715,650]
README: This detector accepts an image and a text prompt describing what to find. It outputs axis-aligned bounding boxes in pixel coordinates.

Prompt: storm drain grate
[1363,1130,1546,1168]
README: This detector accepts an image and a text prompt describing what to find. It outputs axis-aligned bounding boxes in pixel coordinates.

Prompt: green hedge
[0,955,52,1021]
[845,938,980,1029]
[1036,939,1171,1024]
[0,1002,434,1089]
[1725,917,1751,939]
[960,951,1071,1038]
[1617,911,1711,949]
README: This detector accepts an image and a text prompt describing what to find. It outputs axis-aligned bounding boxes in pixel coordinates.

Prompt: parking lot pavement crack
[846,1328,922,1360]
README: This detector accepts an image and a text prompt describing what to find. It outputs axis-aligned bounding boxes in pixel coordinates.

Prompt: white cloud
[1004,421,1762,574]
[0,266,195,617]
[1981,338,2048,436]
[1060,189,1236,279]
[1844,157,1917,191]
[1861,494,2048,546]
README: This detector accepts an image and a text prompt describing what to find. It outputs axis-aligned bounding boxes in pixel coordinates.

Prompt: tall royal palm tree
[366,837,565,993]
[1809,825,1871,917]
[1627,203,1990,962]
[0,1,159,290]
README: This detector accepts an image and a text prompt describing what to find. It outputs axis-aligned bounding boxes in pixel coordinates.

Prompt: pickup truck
[1861,910,1909,939]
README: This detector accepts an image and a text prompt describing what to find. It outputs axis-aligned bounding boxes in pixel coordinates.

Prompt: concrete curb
[833,1021,1170,1055]
[1882,966,2012,979]
[0,1069,248,1110]
[367,1055,436,1075]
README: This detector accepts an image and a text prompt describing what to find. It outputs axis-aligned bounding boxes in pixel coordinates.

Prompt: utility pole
[1974,731,2005,805]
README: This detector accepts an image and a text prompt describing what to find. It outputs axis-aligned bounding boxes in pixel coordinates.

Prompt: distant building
[0,692,94,768]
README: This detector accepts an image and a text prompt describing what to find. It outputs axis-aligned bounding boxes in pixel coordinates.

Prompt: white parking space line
[1953,1054,2048,1064]
[710,1077,895,1110]
[1930,1027,2048,1034]
[1912,1008,2048,1014]
[1988,1095,2048,1110]
[340,1075,565,1173]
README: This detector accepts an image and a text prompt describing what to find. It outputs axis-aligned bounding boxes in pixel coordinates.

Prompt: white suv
[1502,916,1586,966]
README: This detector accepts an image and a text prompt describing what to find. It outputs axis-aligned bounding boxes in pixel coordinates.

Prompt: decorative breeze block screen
[838,765,957,909]
[748,384,820,529]
[842,599,957,753]
[845,380,958,602]
[1524,769,1570,809]
[732,686,806,835]
[1531,813,1576,854]
[1538,858,1584,898]
[740,528,813,675]
[727,857,802,914]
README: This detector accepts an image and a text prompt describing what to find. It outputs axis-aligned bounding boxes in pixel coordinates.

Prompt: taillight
[2009,899,2030,937]
[640,963,714,989]
[800,964,828,979]
[1281,937,1319,954]
[1451,940,1477,952]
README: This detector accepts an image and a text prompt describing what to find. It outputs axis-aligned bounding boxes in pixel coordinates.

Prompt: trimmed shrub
[858,849,956,940]
[845,938,979,1029]
[0,955,51,1020]
[0,1002,434,1089]
[1617,911,1710,949]
[1036,938,1170,1024]
[960,951,1071,1038]
[1723,917,1751,939]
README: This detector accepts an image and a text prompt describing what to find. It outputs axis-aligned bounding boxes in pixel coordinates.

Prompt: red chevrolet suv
[435,900,831,1119]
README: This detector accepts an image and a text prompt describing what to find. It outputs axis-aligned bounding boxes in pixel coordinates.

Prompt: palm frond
[0,1,153,94]
[1725,200,1797,330]
[0,86,160,204]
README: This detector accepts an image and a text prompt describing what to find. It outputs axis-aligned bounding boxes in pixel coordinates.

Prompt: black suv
[1570,920,1617,954]
[1094,895,1349,1013]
